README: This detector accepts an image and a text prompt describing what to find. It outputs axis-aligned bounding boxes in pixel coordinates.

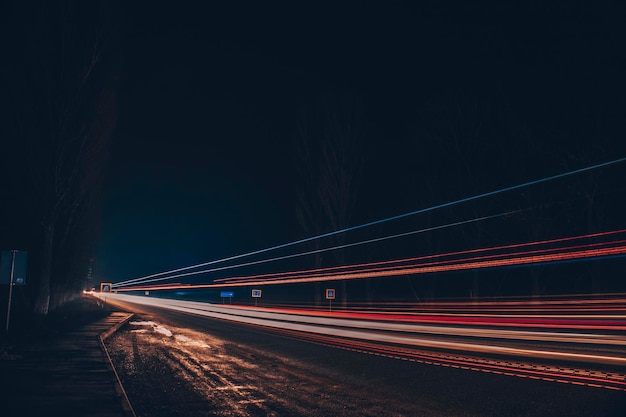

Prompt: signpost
[220,291,234,304]
[251,289,262,306]
[325,288,336,312]
[1,250,28,332]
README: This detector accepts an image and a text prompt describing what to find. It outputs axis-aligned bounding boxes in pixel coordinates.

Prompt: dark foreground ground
[2,296,625,417]
[0,296,133,417]
[103,300,626,417]
[1,295,113,340]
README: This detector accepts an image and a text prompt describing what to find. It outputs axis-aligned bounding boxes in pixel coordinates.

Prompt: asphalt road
[103,297,626,417]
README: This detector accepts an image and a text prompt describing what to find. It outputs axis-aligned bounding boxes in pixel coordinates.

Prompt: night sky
[3,2,626,292]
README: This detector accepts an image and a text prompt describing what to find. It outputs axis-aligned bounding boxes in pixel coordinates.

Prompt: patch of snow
[130,321,156,326]
[154,325,173,337]
[129,320,172,337]
[174,334,210,348]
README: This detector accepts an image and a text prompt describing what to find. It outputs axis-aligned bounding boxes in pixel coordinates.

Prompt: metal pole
[6,250,16,333]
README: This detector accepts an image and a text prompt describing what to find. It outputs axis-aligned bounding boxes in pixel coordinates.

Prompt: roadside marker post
[325,288,336,312]
[220,291,234,304]
[5,251,15,332]
[251,289,262,306]
[1,250,28,333]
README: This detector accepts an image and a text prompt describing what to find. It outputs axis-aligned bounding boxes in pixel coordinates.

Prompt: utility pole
[6,250,16,332]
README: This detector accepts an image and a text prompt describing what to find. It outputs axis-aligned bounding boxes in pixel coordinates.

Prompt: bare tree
[294,93,367,307]
[413,93,497,299]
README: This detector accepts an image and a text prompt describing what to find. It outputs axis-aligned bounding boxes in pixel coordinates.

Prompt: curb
[101,313,134,341]
[99,313,136,417]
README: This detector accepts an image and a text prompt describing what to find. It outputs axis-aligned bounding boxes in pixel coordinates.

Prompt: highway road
[98,293,626,417]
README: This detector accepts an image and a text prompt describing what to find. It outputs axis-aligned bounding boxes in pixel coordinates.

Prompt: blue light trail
[112,157,626,288]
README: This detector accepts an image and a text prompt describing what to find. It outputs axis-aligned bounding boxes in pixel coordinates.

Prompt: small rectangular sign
[220,291,234,298]
[251,289,262,298]
[12,251,27,285]
[325,288,336,300]
[0,250,28,285]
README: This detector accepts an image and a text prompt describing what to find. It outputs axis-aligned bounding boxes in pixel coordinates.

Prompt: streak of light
[287,293,626,315]
[95,293,626,391]
[283,331,626,392]
[212,229,626,284]
[113,211,516,288]
[116,243,626,291]
[112,157,626,288]
[213,237,626,286]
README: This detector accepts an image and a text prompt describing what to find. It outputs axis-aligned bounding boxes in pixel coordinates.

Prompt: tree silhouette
[294,93,367,306]
[0,0,123,314]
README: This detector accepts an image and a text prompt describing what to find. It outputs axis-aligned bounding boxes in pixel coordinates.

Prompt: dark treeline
[289,87,626,303]
[0,0,124,316]
[2,2,626,316]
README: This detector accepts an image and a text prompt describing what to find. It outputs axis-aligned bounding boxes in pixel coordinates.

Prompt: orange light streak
[215,238,626,285]
[117,244,626,291]
[212,229,626,284]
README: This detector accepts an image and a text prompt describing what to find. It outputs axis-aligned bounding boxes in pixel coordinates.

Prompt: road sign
[2,250,28,332]
[1,250,27,285]
[325,288,336,300]
[12,252,27,285]
[251,289,262,298]
[220,291,234,298]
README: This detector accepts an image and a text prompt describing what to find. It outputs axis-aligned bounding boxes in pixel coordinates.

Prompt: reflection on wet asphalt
[106,315,441,417]
[105,312,626,417]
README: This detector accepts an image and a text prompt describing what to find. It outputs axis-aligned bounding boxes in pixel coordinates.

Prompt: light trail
[112,211,517,288]
[319,294,626,314]
[95,293,626,391]
[112,157,626,288]
[286,332,626,392]
[115,239,626,291]
[241,245,625,287]
[211,237,626,286]
[212,228,626,284]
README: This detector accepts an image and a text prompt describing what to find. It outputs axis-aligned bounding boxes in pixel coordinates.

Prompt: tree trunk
[33,222,54,315]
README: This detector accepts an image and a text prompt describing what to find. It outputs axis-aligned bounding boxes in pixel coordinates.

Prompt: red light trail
[95,293,626,392]
[115,229,626,291]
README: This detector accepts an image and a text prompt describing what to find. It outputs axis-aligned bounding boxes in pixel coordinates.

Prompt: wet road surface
[103,299,626,417]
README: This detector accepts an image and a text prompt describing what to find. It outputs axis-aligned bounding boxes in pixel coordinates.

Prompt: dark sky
[79,2,626,284]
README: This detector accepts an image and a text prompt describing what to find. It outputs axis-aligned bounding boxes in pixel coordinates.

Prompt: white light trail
[112,157,626,288]
[96,293,626,368]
